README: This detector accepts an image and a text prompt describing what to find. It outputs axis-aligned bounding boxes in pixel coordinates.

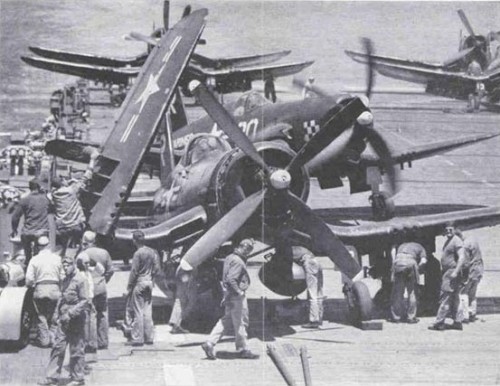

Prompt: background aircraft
[345,10,500,110]
[20,1,313,99]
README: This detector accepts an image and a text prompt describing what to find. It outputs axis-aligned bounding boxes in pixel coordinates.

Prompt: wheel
[17,297,33,349]
[346,281,373,325]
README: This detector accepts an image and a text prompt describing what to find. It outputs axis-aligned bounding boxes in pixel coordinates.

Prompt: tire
[347,281,373,325]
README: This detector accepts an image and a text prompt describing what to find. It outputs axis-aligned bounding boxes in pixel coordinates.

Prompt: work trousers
[56,223,84,256]
[390,268,417,321]
[84,304,97,352]
[306,273,324,324]
[435,288,463,324]
[93,293,109,348]
[34,297,58,347]
[130,281,154,344]
[168,279,196,327]
[20,234,40,265]
[460,278,481,319]
[46,315,86,382]
[207,294,249,351]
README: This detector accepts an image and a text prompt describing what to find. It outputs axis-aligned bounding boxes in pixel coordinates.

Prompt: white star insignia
[136,72,161,112]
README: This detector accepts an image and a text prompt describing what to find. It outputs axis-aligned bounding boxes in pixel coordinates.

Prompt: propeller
[362,38,374,99]
[457,9,477,40]
[293,38,399,199]
[177,81,374,280]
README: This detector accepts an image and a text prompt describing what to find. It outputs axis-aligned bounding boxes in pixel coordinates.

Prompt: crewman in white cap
[78,231,114,349]
[26,236,64,348]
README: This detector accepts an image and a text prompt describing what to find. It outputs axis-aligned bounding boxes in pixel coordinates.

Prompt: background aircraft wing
[191,50,291,69]
[29,46,148,67]
[347,54,499,91]
[86,8,208,235]
[195,60,314,81]
[326,206,500,254]
[345,50,443,71]
[20,56,139,85]
[361,132,499,167]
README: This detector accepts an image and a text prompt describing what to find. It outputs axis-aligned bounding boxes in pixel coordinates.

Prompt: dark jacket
[11,192,50,236]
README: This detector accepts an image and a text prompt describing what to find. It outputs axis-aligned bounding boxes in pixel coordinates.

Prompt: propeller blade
[288,193,361,280]
[287,97,368,172]
[189,81,270,173]
[443,46,476,67]
[182,5,192,18]
[362,126,399,196]
[163,0,170,31]
[178,189,266,272]
[361,38,374,99]
[457,9,476,39]
[129,31,158,46]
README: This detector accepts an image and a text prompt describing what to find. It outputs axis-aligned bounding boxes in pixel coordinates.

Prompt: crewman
[25,236,63,348]
[50,149,99,255]
[455,228,484,323]
[11,178,51,265]
[202,239,259,360]
[292,246,324,329]
[302,76,315,99]
[466,59,484,112]
[126,230,161,346]
[168,268,195,334]
[38,255,89,386]
[0,251,26,287]
[429,222,467,331]
[388,232,427,324]
[78,231,114,349]
[76,253,97,354]
[264,73,277,103]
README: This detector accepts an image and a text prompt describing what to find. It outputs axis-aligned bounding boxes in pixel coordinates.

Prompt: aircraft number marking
[210,118,259,139]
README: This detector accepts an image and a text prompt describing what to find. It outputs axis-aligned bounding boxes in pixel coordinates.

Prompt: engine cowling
[207,141,310,220]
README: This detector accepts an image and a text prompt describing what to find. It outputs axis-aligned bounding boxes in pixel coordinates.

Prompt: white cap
[82,230,96,243]
[37,236,50,246]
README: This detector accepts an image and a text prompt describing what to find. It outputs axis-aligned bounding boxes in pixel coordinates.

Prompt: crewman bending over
[388,232,427,324]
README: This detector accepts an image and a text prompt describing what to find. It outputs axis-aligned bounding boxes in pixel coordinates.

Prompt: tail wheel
[347,281,373,325]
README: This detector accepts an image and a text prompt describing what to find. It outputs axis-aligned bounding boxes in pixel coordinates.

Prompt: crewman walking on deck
[78,231,114,349]
[388,232,427,324]
[38,255,89,386]
[429,222,467,331]
[11,178,51,265]
[292,246,324,329]
[455,228,484,323]
[126,230,161,346]
[202,239,259,360]
[25,236,63,348]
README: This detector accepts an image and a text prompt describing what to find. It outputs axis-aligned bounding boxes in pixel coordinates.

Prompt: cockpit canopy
[180,134,231,167]
[232,91,270,117]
